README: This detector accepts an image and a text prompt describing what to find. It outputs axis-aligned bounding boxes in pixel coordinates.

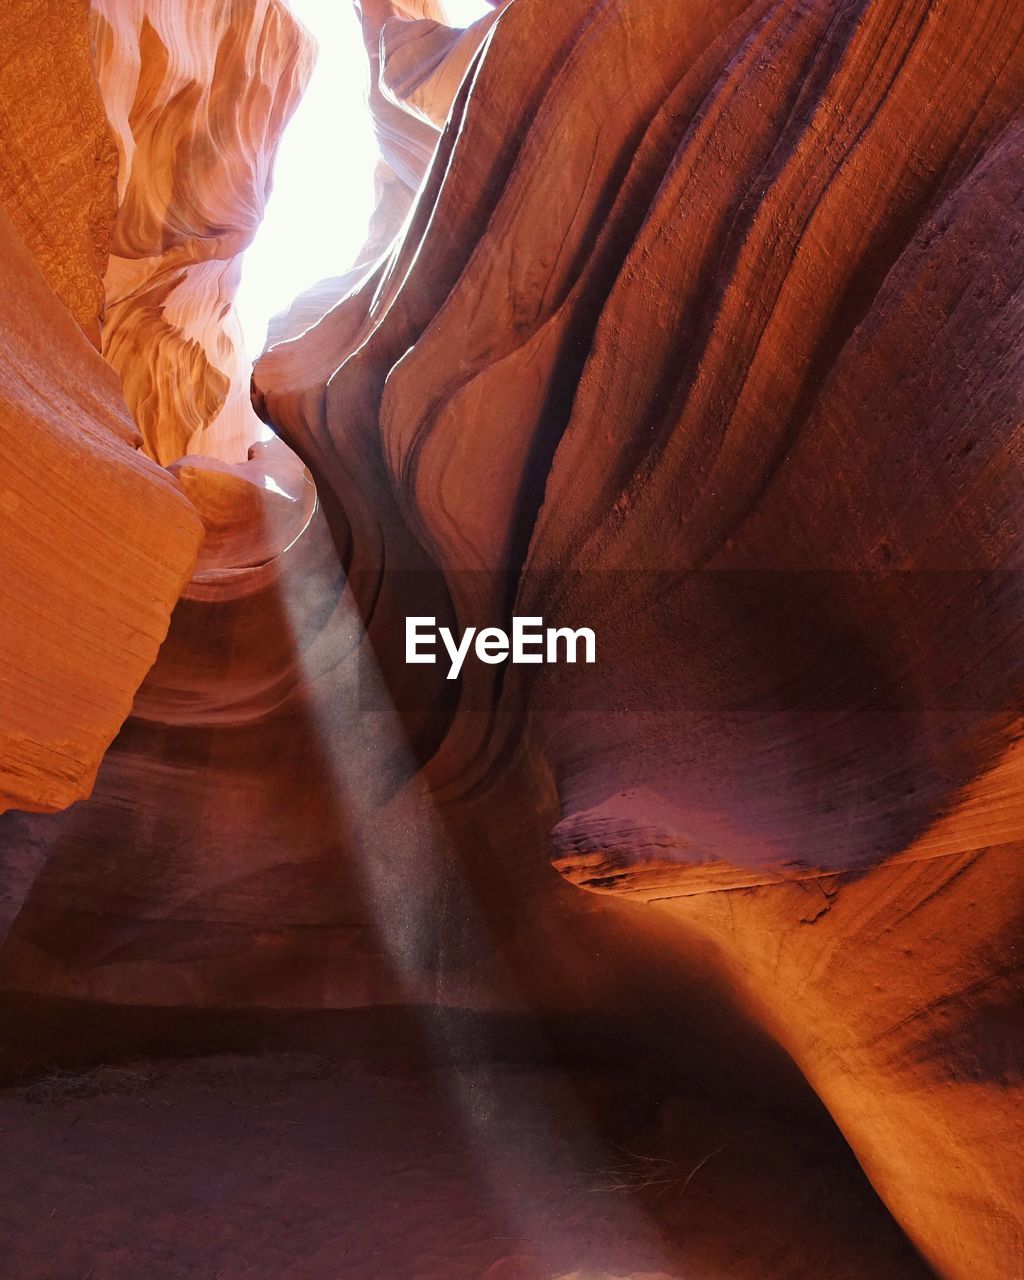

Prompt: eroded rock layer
[251,0,1024,1275]
[0,1,1021,1277]
[92,0,314,463]
[0,438,770,1105]
[0,0,202,814]
[0,0,117,343]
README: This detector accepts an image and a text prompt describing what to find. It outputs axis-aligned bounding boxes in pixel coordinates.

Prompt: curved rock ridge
[91,0,315,464]
[379,3,506,131]
[0,0,203,815]
[253,0,1024,1274]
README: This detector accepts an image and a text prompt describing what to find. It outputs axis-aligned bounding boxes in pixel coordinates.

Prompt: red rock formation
[0,433,762,1099]
[0,0,776,1109]
[0,0,202,814]
[0,0,117,343]
[92,0,314,463]
[1,0,1022,1276]
[253,0,1024,1274]
[379,3,506,131]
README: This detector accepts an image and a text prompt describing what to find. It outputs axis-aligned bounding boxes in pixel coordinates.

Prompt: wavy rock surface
[2,0,1021,1274]
[91,0,314,464]
[379,4,505,131]
[0,1,203,815]
[253,0,1024,1275]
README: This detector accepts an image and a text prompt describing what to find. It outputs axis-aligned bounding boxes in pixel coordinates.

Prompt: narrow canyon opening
[235,0,378,361]
[236,0,493,364]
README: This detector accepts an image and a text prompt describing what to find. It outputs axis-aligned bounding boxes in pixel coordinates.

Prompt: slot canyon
[1,0,1022,1276]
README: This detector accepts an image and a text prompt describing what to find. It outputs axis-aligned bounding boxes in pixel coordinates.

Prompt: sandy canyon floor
[0,1053,931,1279]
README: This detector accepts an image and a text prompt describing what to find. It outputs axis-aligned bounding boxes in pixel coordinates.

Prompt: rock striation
[0,0,203,815]
[1,0,1022,1276]
[253,0,1024,1275]
[92,0,314,463]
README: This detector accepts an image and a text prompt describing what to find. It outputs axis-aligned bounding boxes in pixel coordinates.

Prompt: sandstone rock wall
[0,0,203,814]
[254,0,1024,1274]
[1,1,1022,1275]
[0,0,777,1136]
[0,0,117,343]
[92,0,314,463]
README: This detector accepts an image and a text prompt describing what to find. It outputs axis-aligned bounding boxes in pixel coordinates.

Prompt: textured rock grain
[1,1,1022,1276]
[0,209,202,814]
[0,3,203,814]
[0,0,119,342]
[253,1,1024,1275]
[92,0,314,463]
